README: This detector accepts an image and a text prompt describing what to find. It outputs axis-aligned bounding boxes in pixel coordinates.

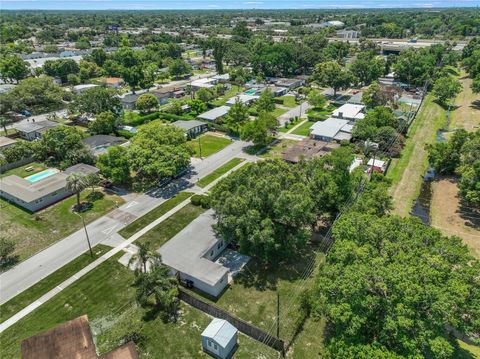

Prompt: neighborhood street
[0,139,252,305]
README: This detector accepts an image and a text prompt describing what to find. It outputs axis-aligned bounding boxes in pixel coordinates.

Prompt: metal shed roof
[201,318,237,348]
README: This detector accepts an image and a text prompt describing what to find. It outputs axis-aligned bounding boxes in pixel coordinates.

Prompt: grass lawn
[197,158,244,188]
[450,73,480,132]
[211,85,244,106]
[0,244,111,324]
[387,94,446,216]
[0,189,124,261]
[291,121,315,136]
[118,192,194,239]
[261,139,297,160]
[191,247,325,343]
[277,96,297,108]
[136,203,206,248]
[272,107,288,118]
[0,128,17,136]
[0,162,48,178]
[0,254,279,358]
[188,134,232,158]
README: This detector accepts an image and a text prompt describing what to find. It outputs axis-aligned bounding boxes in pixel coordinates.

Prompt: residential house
[72,83,98,95]
[310,118,353,142]
[274,78,304,89]
[21,315,138,359]
[366,158,388,174]
[82,135,127,156]
[191,78,218,90]
[13,120,60,141]
[331,104,365,123]
[336,29,359,39]
[0,136,17,151]
[226,94,259,107]
[158,210,229,297]
[198,106,230,122]
[172,120,208,138]
[213,73,230,83]
[101,77,124,88]
[201,318,238,359]
[0,163,99,212]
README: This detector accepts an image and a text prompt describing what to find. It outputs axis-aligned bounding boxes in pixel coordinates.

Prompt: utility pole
[75,212,93,257]
[276,291,280,338]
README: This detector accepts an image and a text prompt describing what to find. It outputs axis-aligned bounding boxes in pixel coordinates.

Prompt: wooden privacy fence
[178,288,285,353]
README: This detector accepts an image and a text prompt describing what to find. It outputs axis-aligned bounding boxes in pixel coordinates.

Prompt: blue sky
[1,0,478,10]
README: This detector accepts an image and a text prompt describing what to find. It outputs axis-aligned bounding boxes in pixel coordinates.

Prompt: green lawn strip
[0,162,48,178]
[187,134,232,158]
[118,192,194,239]
[0,244,111,324]
[189,248,325,341]
[0,253,278,358]
[457,339,480,358]
[136,204,206,248]
[278,95,297,108]
[272,107,288,118]
[0,190,124,261]
[291,121,316,136]
[197,158,244,188]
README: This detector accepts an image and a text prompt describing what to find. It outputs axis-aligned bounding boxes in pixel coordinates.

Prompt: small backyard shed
[201,318,238,359]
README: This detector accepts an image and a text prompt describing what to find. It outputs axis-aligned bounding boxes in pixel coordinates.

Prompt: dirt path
[450,75,480,132]
[430,177,480,258]
[389,95,445,216]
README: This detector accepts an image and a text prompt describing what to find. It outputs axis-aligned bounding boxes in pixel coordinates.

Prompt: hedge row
[122,112,194,127]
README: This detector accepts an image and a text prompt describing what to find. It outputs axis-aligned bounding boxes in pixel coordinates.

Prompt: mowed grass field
[0,254,279,359]
[388,94,446,216]
[188,133,232,158]
[450,74,480,132]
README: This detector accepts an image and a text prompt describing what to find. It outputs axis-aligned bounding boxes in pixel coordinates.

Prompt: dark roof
[83,135,126,149]
[64,163,100,176]
[21,315,138,359]
[172,120,207,131]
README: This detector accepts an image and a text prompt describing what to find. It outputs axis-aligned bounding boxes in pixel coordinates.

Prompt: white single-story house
[310,118,353,142]
[226,94,259,107]
[158,210,229,297]
[0,163,99,212]
[213,73,230,83]
[201,318,238,359]
[274,78,304,89]
[198,106,230,122]
[82,135,127,156]
[191,78,218,89]
[13,120,60,141]
[172,120,208,138]
[331,104,365,122]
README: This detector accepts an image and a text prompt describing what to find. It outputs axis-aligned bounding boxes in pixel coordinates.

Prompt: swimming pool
[244,89,258,95]
[25,169,60,183]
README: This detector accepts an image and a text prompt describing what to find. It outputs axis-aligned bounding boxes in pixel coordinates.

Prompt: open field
[450,75,480,132]
[430,177,480,258]
[0,245,111,324]
[197,157,244,188]
[190,247,325,344]
[261,139,297,160]
[118,192,193,238]
[0,254,279,358]
[136,203,206,248]
[0,190,124,261]
[188,133,232,158]
[291,120,315,136]
[388,95,446,216]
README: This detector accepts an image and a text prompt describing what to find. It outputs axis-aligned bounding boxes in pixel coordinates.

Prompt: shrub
[191,194,211,209]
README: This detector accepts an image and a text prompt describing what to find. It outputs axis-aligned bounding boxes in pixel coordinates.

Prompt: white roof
[310,118,350,139]
[202,318,237,348]
[191,78,217,88]
[349,157,363,173]
[213,73,230,80]
[198,106,230,121]
[368,158,387,168]
[332,104,365,120]
[73,84,98,91]
[158,210,228,286]
[226,94,259,106]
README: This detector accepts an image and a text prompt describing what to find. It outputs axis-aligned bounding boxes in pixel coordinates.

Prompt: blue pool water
[244,89,258,95]
[25,169,60,183]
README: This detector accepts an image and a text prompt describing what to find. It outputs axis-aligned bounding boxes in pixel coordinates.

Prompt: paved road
[0,139,251,304]
[0,158,251,333]
[277,102,311,127]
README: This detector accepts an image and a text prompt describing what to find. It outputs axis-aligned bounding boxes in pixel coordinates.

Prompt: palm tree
[0,116,10,135]
[128,241,161,273]
[85,172,100,195]
[66,172,86,210]
[133,260,179,319]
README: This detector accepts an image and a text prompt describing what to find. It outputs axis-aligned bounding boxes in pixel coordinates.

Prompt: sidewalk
[0,159,250,333]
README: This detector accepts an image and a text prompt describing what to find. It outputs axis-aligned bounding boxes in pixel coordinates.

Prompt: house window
[208,340,212,347]
[214,343,218,350]
[210,250,214,256]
